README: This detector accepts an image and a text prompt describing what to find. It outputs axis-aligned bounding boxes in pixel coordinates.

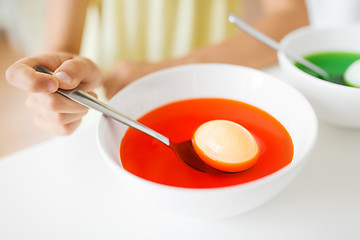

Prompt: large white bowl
[97,64,317,219]
[278,25,360,128]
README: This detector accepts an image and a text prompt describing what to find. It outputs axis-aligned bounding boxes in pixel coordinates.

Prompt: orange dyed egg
[192,120,259,172]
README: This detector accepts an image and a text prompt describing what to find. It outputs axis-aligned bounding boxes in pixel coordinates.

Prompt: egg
[192,120,259,172]
[344,59,360,88]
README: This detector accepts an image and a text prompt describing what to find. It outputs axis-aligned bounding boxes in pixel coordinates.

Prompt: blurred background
[2,0,360,158]
[0,0,51,157]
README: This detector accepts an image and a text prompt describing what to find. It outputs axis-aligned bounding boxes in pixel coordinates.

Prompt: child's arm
[45,0,89,53]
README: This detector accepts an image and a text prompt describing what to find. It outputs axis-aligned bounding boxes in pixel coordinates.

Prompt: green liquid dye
[295,52,360,86]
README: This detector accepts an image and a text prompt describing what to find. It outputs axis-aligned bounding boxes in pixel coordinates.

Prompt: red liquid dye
[120,98,294,188]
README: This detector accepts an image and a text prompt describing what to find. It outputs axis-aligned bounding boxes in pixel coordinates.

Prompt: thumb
[54,56,102,91]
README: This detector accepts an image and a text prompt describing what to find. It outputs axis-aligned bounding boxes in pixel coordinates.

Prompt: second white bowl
[278,25,360,128]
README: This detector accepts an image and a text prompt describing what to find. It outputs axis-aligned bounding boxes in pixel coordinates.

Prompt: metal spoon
[35,66,222,174]
[228,13,330,80]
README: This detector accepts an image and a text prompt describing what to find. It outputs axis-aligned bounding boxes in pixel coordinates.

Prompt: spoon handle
[228,13,330,79]
[34,66,170,146]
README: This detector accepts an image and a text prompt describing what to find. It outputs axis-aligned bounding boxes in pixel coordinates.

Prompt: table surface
[1,67,359,240]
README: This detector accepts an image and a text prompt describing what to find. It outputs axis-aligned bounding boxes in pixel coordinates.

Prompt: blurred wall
[0,0,48,56]
[305,0,360,27]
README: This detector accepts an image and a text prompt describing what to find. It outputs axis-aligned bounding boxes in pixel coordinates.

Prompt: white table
[1,67,360,240]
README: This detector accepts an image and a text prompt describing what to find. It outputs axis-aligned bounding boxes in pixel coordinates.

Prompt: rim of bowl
[97,63,318,193]
[278,25,360,93]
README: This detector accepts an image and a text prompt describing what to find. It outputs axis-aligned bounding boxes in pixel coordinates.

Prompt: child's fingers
[35,109,87,127]
[26,92,89,113]
[33,114,83,136]
[6,62,59,93]
[6,52,101,136]
[26,91,97,134]
[54,56,102,91]
[6,53,101,94]
[26,93,88,135]
[6,53,74,93]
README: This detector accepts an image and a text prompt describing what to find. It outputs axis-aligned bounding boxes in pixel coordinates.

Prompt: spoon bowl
[277,25,360,128]
[170,140,223,174]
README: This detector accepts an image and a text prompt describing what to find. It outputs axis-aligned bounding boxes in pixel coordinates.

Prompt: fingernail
[55,71,72,83]
[47,81,57,92]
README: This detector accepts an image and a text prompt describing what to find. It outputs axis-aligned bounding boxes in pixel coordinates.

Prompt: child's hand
[6,52,102,135]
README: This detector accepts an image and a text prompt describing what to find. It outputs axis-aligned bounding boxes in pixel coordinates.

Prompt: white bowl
[278,25,360,128]
[97,64,317,219]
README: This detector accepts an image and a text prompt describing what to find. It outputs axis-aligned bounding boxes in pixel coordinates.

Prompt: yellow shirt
[81,0,241,69]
